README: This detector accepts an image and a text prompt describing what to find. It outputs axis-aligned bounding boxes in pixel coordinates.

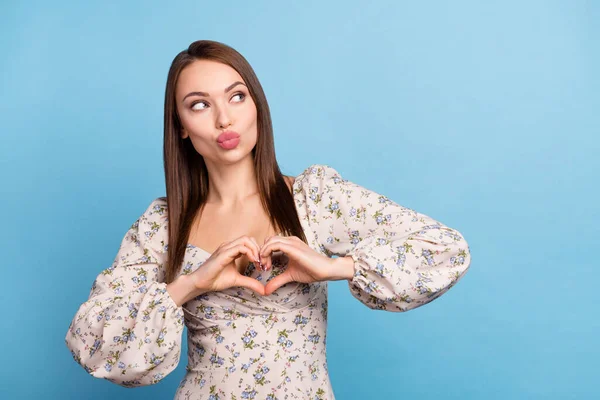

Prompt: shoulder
[287,165,349,207]
[294,164,345,187]
[135,197,169,247]
[142,197,168,221]
[283,175,295,193]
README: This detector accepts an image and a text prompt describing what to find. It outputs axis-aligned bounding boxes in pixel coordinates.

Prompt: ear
[181,129,189,139]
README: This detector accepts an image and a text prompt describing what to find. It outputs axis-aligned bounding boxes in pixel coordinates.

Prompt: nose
[216,105,232,129]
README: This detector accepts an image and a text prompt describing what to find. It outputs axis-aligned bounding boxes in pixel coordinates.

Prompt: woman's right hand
[189,236,265,296]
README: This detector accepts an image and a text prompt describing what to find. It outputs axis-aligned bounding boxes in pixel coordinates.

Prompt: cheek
[243,103,258,130]
[180,114,211,137]
[247,112,259,140]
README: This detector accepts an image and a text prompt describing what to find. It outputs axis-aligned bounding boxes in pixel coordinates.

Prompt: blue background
[1,1,598,399]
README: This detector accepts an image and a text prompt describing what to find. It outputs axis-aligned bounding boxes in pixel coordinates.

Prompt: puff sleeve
[64,198,185,387]
[298,164,471,312]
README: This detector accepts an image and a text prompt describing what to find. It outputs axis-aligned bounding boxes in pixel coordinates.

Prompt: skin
[167,59,354,303]
[176,59,259,206]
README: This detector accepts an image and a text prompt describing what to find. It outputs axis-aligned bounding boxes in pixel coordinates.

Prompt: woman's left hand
[259,234,353,296]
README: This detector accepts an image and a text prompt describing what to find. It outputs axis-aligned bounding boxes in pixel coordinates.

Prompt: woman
[65,40,472,399]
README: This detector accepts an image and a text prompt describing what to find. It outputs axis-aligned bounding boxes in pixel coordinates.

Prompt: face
[175,59,258,164]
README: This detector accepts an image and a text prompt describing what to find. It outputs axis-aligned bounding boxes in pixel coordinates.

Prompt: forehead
[176,60,244,95]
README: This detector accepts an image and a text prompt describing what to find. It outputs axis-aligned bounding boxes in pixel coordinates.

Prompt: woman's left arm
[300,164,472,312]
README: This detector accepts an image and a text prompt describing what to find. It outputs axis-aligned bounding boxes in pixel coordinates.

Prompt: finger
[264,270,294,296]
[261,241,298,271]
[260,235,285,255]
[221,244,254,271]
[263,233,278,245]
[224,238,259,264]
[261,233,294,250]
[247,237,262,267]
[234,274,266,296]
[260,234,278,270]
[238,236,258,262]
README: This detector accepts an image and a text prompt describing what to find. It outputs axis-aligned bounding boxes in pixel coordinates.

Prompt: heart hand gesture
[189,236,265,296]
[259,234,353,296]
[186,234,354,299]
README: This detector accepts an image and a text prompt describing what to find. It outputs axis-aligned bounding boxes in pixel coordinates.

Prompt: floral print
[65,164,471,399]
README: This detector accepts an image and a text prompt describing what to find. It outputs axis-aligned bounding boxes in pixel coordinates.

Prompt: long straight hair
[161,40,307,284]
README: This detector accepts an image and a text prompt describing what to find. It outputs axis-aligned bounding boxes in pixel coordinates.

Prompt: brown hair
[160,40,307,284]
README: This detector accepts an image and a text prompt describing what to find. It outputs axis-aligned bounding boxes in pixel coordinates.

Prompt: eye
[189,92,246,112]
[231,92,246,102]
[191,101,208,111]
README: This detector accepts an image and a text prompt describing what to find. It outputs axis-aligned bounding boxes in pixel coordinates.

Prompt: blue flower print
[64,165,470,397]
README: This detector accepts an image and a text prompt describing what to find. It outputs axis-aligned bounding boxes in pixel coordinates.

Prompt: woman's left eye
[232,92,246,102]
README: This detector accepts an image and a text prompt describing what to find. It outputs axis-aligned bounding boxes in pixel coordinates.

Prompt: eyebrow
[182,81,247,101]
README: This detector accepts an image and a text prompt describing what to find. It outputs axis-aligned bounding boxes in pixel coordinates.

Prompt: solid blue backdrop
[1,0,597,399]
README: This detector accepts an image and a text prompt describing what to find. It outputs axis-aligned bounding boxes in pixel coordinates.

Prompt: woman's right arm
[64,198,186,387]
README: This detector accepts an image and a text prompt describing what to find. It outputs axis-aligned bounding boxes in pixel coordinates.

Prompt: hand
[189,235,265,296]
[259,234,338,296]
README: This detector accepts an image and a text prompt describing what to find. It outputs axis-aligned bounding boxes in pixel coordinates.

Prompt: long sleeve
[65,198,185,387]
[298,164,471,312]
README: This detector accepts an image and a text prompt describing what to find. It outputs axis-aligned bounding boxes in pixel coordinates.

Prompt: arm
[64,198,185,387]
[300,164,471,312]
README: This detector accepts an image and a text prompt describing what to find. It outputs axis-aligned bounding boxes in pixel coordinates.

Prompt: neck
[204,155,259,207]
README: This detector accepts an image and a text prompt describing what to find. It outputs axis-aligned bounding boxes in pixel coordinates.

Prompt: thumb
[234,274,266,296]
[264,271,294,296]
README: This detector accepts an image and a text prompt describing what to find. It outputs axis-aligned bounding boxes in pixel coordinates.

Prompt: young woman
[65,40,472,400]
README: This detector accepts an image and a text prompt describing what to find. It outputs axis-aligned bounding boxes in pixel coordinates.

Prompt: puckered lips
[217,131,240,149]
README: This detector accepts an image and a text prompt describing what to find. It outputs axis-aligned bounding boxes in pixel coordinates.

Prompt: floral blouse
[65,164,471,399]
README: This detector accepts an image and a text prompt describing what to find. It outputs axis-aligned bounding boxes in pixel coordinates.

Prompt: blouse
[65,164,471,399]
